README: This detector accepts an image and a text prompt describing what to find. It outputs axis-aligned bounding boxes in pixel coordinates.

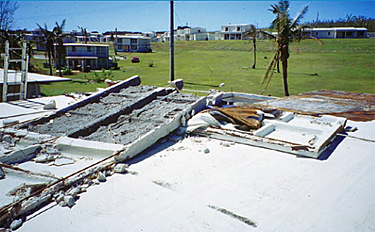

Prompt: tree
[77,26,88,43]
[244,25,258,69]
[37,23,55,76]
[0,1,19,31]
[54,19,66,77]
[244,25,274,69]
[263,0,308,96]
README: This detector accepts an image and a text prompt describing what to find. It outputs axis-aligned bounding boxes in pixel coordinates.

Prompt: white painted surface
[0,95,80,127]
[18,120,375,232]
[0,69,71,84]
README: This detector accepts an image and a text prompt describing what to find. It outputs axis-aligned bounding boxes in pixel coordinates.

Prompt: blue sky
[13,1,375,32]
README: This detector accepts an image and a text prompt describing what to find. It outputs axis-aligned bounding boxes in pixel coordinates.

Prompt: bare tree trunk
[281,46,289,96]
[47,50,52,76]
[276,50,280,73]
[252,38,256,69]
[58,57,63,77]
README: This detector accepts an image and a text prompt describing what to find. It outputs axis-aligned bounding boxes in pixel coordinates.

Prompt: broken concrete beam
[2,119,20,127]
[0,144,41,165]
[18,193,52,215]
[18,75,142,130]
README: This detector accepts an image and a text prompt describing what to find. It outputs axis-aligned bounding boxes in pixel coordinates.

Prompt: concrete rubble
[1,75,374,231]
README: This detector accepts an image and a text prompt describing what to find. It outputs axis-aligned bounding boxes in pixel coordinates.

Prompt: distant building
[55,43,110,72]
[219,24,252,40]
[25,29,76,51]
[161,26,218,42]
[114,35,151,53]
[301,27,368,39]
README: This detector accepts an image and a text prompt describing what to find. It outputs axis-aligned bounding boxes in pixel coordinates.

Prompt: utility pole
[170,0,175,81]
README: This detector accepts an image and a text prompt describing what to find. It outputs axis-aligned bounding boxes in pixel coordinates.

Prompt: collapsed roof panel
[187,92,347,158]
[254,90,375,122]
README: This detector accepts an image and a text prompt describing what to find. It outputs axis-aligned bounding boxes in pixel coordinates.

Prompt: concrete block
[64,195,75,208]
[114,164,128,174]
[0,144,41,165]
[2,134,12,143]
[3,119,19,126]
[10,219,23,231]
[97,172,106,182]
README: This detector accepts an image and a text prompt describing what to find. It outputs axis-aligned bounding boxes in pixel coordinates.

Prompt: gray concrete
[83,93,199,144]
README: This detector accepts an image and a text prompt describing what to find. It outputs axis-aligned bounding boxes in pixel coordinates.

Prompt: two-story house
[55,43,109,72]
[220,24,252,40]
[114,35,151,53]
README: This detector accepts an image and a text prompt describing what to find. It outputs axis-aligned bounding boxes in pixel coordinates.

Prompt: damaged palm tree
[36,23,55,76]
[263,0,308,96]
[54,19,66,77]
[243,25,274,69]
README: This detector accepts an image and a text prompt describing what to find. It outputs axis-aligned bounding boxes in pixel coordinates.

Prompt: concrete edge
[18,75,141,128]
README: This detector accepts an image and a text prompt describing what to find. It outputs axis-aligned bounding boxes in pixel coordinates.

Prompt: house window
[117,45,122,50]
[315,32,318,36]
[117,38,123,43]
[328,32,331,35]
[72,46,76,52]
[225,27,228,31]
[87,46,91,52]
[237,27,241,31]
[131,45,137,51]
[131,39,137,43]
[346,31,353,37]
[198,30,201,33]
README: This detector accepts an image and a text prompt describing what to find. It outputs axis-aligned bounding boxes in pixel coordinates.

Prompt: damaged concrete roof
[255,90,375,122]
[0,77,374,232]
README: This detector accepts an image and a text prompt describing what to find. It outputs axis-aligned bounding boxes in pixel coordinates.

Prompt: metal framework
[2,40,29,102]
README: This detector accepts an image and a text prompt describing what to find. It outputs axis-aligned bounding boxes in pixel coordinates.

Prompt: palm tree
[54,19,66,77]
[77,26,88,43]
[244,25,275,69]
[244,25,257,69]
[263,0,308,96]
[37,23,55,75]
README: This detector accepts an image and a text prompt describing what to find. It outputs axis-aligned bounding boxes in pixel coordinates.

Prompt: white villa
[219,24,252,40]
[114,35,151,53]
[161,26,218,42]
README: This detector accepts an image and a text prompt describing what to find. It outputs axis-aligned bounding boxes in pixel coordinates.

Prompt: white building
[301,27,368,39]
[220,24,252,40]
[55,43,110,71]
[114,35,151,53]
[161,26,218,42]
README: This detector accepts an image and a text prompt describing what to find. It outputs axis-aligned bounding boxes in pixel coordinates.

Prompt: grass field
[37,38,375,97]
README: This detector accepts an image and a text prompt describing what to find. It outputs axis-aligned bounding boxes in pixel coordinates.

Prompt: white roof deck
[0,69,71,84]
[1,85,374,231]
[17,119,375,232]
[0,95,83,127]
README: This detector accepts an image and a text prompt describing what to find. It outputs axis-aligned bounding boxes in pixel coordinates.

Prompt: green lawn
[38,39,375,97]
